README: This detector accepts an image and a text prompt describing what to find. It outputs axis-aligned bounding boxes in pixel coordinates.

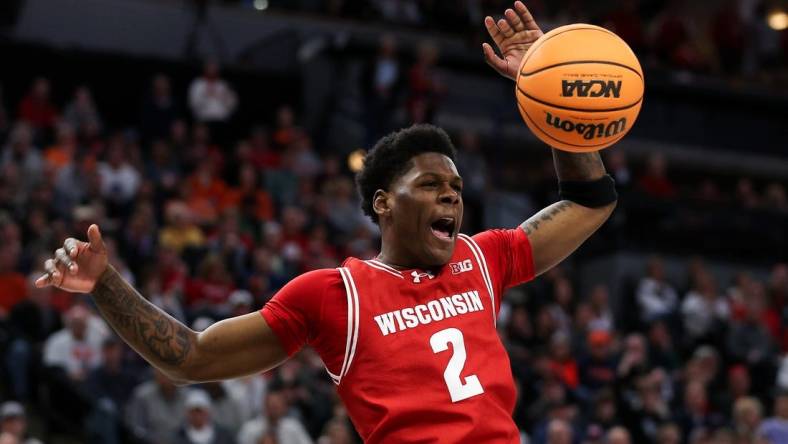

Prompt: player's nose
[437,184,460,205]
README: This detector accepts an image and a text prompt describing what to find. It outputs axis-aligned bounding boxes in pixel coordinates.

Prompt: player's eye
[452,184,463,192]
[422,181,439,188]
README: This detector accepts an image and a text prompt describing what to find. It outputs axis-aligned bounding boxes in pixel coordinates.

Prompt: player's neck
[377,245,432,272]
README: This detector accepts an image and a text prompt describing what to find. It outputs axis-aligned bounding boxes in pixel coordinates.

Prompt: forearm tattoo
[522,200,574,235]
[552,149,606,181]
[92,266,193,367]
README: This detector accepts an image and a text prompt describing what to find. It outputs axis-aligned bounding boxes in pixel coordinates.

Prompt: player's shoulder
[463,228,527,250]
[288,268,345,291]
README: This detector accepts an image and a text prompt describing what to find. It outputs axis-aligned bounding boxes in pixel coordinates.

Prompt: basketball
[516,24,644,152]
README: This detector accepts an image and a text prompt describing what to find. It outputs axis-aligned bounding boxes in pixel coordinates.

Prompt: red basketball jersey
[262,229,535,443]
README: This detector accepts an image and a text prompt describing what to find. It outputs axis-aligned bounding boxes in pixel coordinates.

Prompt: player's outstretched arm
[36,224,288,384]
[484,2,617,275]
[521,151,616,275]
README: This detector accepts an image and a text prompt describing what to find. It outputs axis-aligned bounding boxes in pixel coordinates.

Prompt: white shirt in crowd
[188,77,237,122]
[636,277,678,322]
[97,161,141,202]
[681,290,730,338]
[43,316,108,379]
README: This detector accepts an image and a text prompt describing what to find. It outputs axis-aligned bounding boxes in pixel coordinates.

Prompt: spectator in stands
[159,201,205,254]
[0,402,43,444]
[184,253,235,315]
[185,157,228,225]
[220,163,274,223]
[199,381,246,432]
[636,257,678,324]
[85,337,137,411]
[546,418,573,444]
[733,396,763,442]
[605,426,631,444]
[238,387,313,444]
[5,272,62,401]
[406,41,444,123]
[63,85,102,136]
[579,330,616,392]
[17,77,58,134]
[647,320,680,372]
[223,373,266,425]
[188,60,237,144]
[127,369,187,444]
[43,304,108,382]
[43,121,79,173]
[587,284,614,332]
[675,380,723,441]
[316,417,353,444]
[655,423,681,444]
[548,331,579,390]
[727,290,776,367]
[758,390,788,443]
[681,270,729,345]
[174,389,235,444]
[637,153,676,199]
[364,34,401,140]
[84,337,138,444]
[97,137,141,209]
[736,178,761,209]
[141,74,181,142]
[1,123,43,193]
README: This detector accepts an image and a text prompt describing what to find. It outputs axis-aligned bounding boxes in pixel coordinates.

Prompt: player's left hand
[483,1,544,81]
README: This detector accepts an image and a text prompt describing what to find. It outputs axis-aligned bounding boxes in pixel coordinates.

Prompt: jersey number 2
[430,328,485,402]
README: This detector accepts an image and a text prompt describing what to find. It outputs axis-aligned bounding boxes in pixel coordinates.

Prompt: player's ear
[373,189,391,220]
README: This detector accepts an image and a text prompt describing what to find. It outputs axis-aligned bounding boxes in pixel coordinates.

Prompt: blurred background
[0,0,787,443]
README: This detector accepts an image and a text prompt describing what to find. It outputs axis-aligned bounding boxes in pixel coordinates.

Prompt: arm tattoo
[522,201,574,235]
[552,149,606,181]
[92,265,194,367]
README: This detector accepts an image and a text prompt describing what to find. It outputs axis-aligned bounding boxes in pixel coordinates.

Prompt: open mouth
[430,217,456,241]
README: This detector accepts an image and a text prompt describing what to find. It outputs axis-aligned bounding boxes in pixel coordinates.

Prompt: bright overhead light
[253,0,269,11]
[767,9,788,31]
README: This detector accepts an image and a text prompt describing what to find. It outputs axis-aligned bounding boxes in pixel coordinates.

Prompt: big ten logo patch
[450,259,473,275]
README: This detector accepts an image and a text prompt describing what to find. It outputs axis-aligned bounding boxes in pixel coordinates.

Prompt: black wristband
[559,174,618,208]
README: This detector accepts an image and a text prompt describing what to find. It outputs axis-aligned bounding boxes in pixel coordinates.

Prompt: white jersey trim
[336,267,360,384]
[363,260,405,279]
[458,234,496,326]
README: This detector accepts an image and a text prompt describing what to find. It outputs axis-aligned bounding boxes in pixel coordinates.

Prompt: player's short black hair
[356,124,457,224]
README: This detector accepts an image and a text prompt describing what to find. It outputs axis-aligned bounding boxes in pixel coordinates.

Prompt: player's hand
[35,224,109,293]
[483,1,544,81]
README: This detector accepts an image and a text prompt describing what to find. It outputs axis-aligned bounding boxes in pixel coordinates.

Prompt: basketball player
[37,3,618,442]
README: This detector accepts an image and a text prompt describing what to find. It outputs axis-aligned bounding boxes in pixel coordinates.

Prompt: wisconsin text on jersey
[372,290,484,336]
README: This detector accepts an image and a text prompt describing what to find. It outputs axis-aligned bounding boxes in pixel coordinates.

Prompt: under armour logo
[411,270,435,283]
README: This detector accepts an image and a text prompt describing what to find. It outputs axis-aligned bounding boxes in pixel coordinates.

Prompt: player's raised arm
[484,2,617,275]
[35,224,288,384]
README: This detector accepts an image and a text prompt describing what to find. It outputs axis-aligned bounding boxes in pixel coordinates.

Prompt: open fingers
[514,1,540,31]
[482,43,508,76]
[497,18,515,38]
[40,258,62,287]
[64,237,79,258]
[55,247,78,274]
[484,16,504,48]
[504,8,524,32]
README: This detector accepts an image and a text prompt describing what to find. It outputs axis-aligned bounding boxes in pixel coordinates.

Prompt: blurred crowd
[0,54,786,444]
[260,0,788,84]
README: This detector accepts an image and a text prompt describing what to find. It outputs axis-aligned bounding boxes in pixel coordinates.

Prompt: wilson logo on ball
[545,112,627,140]
[561,80,622,98]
